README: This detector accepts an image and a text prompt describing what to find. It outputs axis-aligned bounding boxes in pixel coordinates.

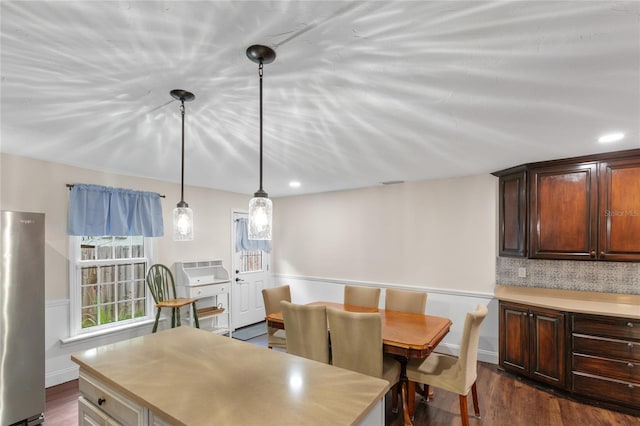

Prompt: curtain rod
[66,184,166,198]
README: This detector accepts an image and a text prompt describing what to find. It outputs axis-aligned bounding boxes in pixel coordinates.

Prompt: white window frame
[68,236,156,338]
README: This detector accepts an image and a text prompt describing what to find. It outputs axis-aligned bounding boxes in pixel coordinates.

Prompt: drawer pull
[629,343,634,348]
[98,397,106,406]
[629,363,635,368]
[522,312,527,316]
[627,322,634,328]
[629,384,634,389]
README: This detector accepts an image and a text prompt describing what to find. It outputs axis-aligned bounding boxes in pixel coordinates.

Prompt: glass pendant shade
[248,196,272,240]
[173,205,193,241]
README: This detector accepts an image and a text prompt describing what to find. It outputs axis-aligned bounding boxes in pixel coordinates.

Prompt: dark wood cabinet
[493,148,640,261]
[499,301,567,389]
[496,168,527,257]
[571,314,640,409]
[529,163,598,260]
[598,157,640,261]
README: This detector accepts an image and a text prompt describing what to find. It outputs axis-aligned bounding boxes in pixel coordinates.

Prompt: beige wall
[272,174,498,293]
[0,153,249,300]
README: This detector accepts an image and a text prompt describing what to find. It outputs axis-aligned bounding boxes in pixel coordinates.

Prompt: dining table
[266,301,453,426]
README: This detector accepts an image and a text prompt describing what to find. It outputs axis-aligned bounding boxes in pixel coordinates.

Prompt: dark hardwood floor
[46,332,639,425]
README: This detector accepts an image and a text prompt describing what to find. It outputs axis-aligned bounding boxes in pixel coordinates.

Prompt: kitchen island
[71,326,389,425]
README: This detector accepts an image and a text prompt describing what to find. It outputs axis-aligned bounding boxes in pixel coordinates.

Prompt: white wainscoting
[45,300,156,387]
[272,275,499,364]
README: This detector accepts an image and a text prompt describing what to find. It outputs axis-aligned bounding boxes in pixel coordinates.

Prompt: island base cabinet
[79,396,121,426]
[79,372,146,426]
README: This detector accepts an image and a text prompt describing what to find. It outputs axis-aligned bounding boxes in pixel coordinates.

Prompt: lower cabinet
[499,300,640,413]
[571,314,640,408]
[499,301,567,389]
[78,371,172,426]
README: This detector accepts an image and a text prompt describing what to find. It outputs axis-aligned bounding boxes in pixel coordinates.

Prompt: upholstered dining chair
[405,304,488,426]
[385,288,428,314]
[384,287,428,412]
[327,308,401,390]
[146,264,199,333]
[261,285,290,350]
[343,285,381,308]
[280,301,330,363]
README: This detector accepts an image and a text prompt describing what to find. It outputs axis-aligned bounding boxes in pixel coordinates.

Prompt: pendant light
[246,45,276,240]
[171,89,195,241]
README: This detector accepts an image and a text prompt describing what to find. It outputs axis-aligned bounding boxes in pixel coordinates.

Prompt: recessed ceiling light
[289,181,301,188]
[598,132,625,143]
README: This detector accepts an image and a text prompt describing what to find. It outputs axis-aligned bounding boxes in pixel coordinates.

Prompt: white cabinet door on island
[71,326,390,426]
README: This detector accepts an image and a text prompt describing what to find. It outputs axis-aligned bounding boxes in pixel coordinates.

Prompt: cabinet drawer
[573,334,640,362]
[79,372,145,426]
[572,372,639,407]
[573,353,640,383]
[179,283,228,298]
[572,315,640,340]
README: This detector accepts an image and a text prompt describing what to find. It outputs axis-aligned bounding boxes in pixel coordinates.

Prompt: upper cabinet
[493,149,640,261]
[496,167,527,257]
[529,163,598,260]
[598,157,640,261]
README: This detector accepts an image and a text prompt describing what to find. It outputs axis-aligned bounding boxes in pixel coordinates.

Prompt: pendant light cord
[258,61,264,194]
[180,100,186,203]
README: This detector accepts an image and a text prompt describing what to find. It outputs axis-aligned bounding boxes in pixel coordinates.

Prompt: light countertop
[495,285,640,319]
[72,327,390,425]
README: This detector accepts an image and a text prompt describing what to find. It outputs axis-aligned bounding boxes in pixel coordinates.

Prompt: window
[237,249,264,273]
[69,235,154,336]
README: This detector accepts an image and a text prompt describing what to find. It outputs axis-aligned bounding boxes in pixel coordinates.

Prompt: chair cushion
[406,353,469,395]
[268,329,287,349]
[382,355,401,386]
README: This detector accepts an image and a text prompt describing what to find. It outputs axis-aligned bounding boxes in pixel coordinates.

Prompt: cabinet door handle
[529,313,533,317]
[522,312,527,316]
[629,384,634,389]
[628,343,634,348]
[627,322,634,328]
[98,397,106,406]
[628,363,634,368]
[589,250,596,258]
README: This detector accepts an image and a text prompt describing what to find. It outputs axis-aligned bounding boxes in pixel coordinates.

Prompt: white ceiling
[1,1,639,197]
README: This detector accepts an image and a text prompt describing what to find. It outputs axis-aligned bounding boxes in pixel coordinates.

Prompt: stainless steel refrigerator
[1,211,45,426]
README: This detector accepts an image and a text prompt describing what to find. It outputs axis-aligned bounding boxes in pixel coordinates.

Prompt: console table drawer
[573,354,640,383]
[573,315,640,340]
[572,372,639,407]
[573,334,640,362]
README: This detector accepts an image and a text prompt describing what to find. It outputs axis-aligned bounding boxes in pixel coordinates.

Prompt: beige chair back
[458,304,488,389]
[262,285,291,315]
[280,301,329,363]
[327,308,383,377]
[385,288,427,314]
[344,285,381,308]
[261,285,291,345]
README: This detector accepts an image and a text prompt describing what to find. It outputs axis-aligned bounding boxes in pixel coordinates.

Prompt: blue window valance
[235,218,271,253]
[69,184,164,237]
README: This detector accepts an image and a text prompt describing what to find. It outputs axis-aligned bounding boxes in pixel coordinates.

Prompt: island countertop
[71,326,390,425]
[495,285,640,319]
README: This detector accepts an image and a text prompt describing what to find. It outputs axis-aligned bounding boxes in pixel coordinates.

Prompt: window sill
[60,318,157,346]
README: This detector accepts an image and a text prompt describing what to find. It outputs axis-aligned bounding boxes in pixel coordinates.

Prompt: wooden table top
[266,301,452,359]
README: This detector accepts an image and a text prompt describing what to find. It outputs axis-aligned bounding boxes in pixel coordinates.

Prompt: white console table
[174,260,231,336]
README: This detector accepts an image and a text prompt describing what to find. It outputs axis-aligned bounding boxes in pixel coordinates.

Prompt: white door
[231,211,271,329]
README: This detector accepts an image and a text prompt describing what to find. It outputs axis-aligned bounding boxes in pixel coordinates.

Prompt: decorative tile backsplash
[496,257,639,295]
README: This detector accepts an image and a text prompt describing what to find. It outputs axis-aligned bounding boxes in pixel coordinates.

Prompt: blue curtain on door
[235,218,271,252]
[68,184,164,237]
